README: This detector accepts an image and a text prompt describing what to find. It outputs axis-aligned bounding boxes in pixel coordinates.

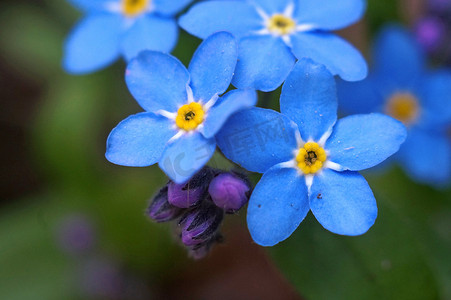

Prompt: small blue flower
[216,59,406,246]
[105,32,257,184]
[63,0,193,74]
[338,25,451,187]
[179,0,368,92]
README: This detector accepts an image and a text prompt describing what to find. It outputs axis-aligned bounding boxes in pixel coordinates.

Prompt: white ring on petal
[324,161,344,171]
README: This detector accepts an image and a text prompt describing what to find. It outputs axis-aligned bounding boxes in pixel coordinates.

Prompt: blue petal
[201,89,257,139]
[179,1,262,39]
[337,75,385,115]
[252,0,292,14]
[216,107,298,173]
[398,129,451,187]
[247,164,309,246]
[294,0,366,30]
[188,32,238,102]
[418,70,451,128]
[280,59,337,141]
[326,113,407,171]
[126,51,189,112]
[159,132,216,184]
[310,169,377,236]
[290,32,367,82]
[232,35,296,92]
[67,0,112,11]
[106,113,177,167]
[63,14,123,74]
[153,0,193,16]
[373,25,425,86]
[121,15,178,61]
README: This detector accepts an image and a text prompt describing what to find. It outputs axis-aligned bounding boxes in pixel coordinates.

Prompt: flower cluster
[338,25,451,187]
[147,167,251,258]
[63,0,451,250]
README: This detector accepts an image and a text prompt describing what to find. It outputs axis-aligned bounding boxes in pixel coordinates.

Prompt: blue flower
[63,0,193,74]
[338,25,451,187]
[105,32,257,184]
[216,59,406,246]
[179,0,368,92]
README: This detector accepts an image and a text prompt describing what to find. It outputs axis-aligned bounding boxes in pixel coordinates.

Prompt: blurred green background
[0,0,450,299]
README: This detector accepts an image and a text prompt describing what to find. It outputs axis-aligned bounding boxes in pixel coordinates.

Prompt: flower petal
[67,0,112,11]
[125,51,189,112]
[373,25,425,86]
[294,0,366,30]
[216,107,298,173]
[188,32,238,102]
[252,0,293,14]
[398,129,451,187]
[310,169,377,236]
[159,132,216,184]
[326,113,407,171]
[280,59,337,141]
[291,32,367,82]
[106,113,177,167]
[247,164,309,246]
[232,35,296,92]
[154,0,193,16]
[337,75,384,115]
[63,14,123,74]
[201,89,257,139]
[418,69,451,128]
[121,15,178,61]
[179,1,262,39]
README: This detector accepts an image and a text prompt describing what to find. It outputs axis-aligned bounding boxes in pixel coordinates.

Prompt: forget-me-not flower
[338,25,451,187]
[64,0,193,74]
[216,59,406,246]
[179,0,368,92]
[105,32,257,184]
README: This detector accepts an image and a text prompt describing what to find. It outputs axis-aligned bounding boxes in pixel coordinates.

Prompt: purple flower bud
[147,186,183,222]
[57,214,96,255]
[167,167,215,208]
[179,204,223,247]
[208,172,251,212]
[188,234,223,260]
[415,17,446,52]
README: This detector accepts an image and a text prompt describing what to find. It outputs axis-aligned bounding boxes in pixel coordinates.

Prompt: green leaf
[270,196,440,300]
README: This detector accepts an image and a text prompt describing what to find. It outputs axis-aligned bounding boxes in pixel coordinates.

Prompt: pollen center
[268,14,296,35]
[122,0,149,17]
[386,92,420,125]
[176,102,205,131]
[296,142,327,175]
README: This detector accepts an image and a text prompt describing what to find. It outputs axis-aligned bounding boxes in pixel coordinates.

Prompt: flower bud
[179,204,223,247]
[168,167,215,208]
[208,172,251,212]
[147,186,183,223]
[57,214,96,255]
[188,234,223,260]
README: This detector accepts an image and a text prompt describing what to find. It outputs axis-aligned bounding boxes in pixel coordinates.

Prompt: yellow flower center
[386,92,420,125]
[267,14,296,35]
[296,142,327,175]
[122,0,149,17]
[176,102,205,131]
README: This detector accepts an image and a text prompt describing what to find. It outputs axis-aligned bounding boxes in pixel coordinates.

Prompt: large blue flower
[338,25,451,187]
[216,59,406,246]
[106,32,257,184]
[179,0,368,92]
[63,0,193,74]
